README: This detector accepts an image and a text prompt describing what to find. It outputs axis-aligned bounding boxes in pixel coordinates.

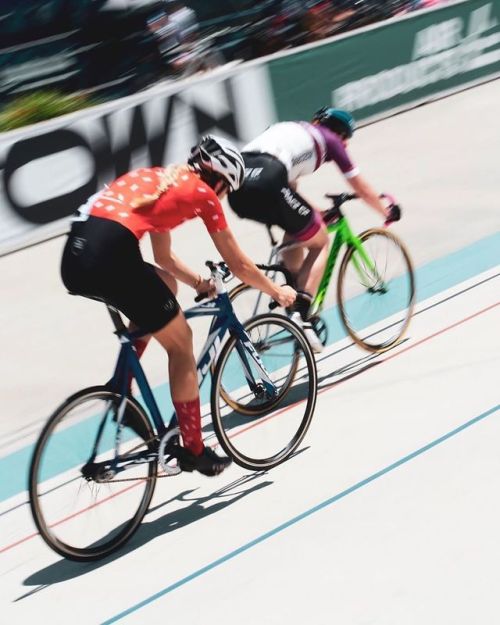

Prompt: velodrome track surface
[1,79,499,624]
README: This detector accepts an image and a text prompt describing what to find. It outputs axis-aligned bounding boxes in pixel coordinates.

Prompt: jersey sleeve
[324,131,360,178]
[193,184,228,233]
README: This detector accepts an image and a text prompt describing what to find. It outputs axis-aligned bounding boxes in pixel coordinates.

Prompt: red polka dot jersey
[88,167,227,239]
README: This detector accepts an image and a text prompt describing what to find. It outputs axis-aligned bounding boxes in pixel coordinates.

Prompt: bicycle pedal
[158,428,182,476]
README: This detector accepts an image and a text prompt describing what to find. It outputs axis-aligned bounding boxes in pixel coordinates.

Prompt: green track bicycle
[228,193,416,354]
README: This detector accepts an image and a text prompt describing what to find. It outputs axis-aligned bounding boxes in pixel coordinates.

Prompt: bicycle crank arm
[81,450,158,482]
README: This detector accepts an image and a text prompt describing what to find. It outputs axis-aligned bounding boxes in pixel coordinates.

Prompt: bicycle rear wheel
[227,282,280,320]
[29,386,157,561]
[211,314,317,471]
[337,228,415,353]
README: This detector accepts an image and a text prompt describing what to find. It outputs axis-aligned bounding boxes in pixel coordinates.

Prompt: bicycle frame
[310,216,378,316]
[104,270,278,471]
[248,216,379,319]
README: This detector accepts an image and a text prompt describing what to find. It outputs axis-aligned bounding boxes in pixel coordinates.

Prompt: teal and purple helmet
[312,107,356,139]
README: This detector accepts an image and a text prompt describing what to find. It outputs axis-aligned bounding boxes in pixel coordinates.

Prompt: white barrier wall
[0,64,275,255]
[1,0,499,255]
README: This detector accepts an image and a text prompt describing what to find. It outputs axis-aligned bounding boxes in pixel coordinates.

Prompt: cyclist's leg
[287,243,329,354]
[119,273,231,475]
[125,265,179,379]
[274,190,329,352]
[281,227,329,296]
[136,267,205,454]
[274,185,329,303]
[61,216,229,475]
[151,311,200,450]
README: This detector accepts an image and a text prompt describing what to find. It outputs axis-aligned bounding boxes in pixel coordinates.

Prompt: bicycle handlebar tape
[194,292,209,302]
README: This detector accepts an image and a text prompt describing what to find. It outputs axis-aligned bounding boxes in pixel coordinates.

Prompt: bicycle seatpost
[266,225,279,247]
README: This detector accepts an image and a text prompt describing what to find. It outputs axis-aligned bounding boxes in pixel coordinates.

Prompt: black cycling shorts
[227,152,321,240]
[61,216,179,333]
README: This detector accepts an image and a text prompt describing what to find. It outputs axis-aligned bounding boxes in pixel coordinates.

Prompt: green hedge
[0,91,97,132]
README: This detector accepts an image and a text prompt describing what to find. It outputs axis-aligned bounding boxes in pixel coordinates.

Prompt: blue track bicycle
[29,261,317,561]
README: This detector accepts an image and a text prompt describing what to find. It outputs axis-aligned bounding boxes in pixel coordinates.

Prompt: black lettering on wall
[192,81,238,138]
[1,77,242,228]
[4,129,97,224]
[148,95,177,166]
[102,104,149,178]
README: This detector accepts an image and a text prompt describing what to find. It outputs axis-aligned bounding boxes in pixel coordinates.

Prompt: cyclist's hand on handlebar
[274,285,296,308]
[195,277,216,299]
[384,204,402,226]
[380,193,402,226]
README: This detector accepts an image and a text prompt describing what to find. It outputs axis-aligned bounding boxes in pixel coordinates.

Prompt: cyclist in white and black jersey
[228,107,401,353]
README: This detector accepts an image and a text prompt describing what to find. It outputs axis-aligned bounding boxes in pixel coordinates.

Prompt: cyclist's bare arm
[347,173,389,219]
[210,228,296,307]
[150,231,202,289]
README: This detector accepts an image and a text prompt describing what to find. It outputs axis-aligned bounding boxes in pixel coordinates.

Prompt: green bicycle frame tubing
[311,220,345,312]
[312,218,377,313]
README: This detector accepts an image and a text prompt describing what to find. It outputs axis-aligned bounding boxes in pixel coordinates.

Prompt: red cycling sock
[134,337,149,359]
[173,398,204,456]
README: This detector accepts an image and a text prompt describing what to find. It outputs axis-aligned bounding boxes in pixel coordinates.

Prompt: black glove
[385,203,401,226]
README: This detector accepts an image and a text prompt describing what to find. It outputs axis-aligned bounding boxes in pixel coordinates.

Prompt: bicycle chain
[95,435,178,483]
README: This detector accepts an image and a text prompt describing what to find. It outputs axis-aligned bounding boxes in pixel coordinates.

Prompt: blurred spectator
[411,0,449,8]
[147,1,200,58]
[0,0,455,125]
[147,3,176,56]
[147,1,209,78]
[163,0,199,46]
[395,0,450,16]
[302,1,336,42]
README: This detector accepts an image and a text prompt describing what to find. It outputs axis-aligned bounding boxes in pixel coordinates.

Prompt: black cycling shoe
[177,445,232,477]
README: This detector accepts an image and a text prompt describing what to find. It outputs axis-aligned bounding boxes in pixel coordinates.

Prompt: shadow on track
[19,472,272,595]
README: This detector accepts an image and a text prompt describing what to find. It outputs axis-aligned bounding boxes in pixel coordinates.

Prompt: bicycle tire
[29,386,157,562]
[212,282,299,415]
[336,228,415,353]
[210,314,317,471]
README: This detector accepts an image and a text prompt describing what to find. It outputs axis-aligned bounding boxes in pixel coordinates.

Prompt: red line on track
[0,530,39,554]
[0,481,143,555]
[1,301,498,555]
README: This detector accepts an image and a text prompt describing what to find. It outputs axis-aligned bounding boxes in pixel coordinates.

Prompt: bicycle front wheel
[29,387,157,561]
[337,228,415,353]
[213,282,297,413]
[211,314,317,471]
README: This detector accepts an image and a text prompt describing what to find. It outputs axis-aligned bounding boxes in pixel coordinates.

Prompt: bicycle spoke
[211,315,317,470]
[29,389,156,561]
[338,230,415,352]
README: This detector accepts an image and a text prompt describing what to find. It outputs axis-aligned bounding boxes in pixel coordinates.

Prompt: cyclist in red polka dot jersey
[61,136,296,477]
[87,167,228,238]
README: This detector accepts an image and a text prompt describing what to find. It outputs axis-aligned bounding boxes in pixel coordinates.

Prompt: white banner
[0,62,275,255]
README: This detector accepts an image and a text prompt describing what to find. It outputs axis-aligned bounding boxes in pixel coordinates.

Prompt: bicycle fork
[233,332,278,400]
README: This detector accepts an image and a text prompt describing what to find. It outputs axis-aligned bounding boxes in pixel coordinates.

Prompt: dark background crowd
[0,0,450,116]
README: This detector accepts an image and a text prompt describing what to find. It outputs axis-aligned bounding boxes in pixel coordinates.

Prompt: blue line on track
[102,403,499,624]
[1,232,499,503]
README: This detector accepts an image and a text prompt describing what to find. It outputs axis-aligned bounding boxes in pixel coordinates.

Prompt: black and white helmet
[188,135,245,191]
